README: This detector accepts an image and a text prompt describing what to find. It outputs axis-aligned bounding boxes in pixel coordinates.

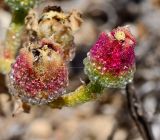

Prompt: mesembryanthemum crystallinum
[84,26,136,88]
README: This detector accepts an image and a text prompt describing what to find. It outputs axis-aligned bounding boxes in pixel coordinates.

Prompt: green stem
[0,1,38,74]
[0,11,25,74]
[48,82,104,108]
[4,9,27,58]
[12,10,28,24]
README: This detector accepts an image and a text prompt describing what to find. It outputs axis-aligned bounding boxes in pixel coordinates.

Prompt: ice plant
[1,2,154,139]
[84,27,136,88]
[1,0,136,110]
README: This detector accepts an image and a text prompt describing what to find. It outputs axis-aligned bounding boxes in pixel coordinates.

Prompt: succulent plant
[0,2,154,139]
[1,0,136,109]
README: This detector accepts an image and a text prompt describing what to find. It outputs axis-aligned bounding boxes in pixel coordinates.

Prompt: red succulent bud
[8,42,68,105]
[84,26,136,88]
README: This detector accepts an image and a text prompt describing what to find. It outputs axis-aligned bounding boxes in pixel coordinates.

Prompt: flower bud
[8,41,68,104]
[84,26,136,88]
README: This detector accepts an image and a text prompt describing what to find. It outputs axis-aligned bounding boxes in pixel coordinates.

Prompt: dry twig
[126,83,154,140]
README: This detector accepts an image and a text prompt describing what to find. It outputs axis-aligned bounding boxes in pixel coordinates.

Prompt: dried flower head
[84,26,136,88]
[25,6,83,62]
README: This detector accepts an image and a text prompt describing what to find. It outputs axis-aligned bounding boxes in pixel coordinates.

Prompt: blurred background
[0,0,160,140]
